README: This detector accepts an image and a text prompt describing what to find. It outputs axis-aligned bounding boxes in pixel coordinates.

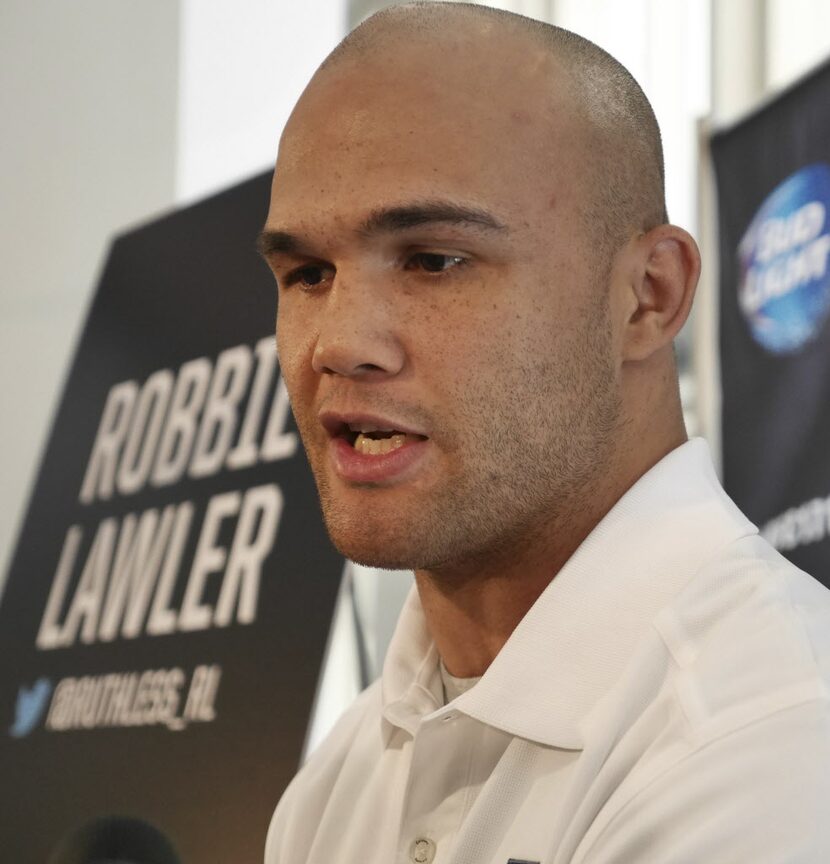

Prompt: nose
[311,275,406,379]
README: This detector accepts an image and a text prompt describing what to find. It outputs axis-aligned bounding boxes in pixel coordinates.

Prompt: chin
[316,480,476,572]
[321,501,436,569]
[323,508,480,573]
[327,526,421,571]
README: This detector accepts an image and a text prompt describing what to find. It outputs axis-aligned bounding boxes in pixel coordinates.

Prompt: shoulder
[264,680,383,864]
[577,537,830,861]
[655,532,830,740]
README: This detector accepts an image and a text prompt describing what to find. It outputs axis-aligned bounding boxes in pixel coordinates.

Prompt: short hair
[322,1,668,263]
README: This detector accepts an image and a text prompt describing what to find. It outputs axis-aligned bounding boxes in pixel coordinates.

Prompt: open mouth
[335,423,428,456]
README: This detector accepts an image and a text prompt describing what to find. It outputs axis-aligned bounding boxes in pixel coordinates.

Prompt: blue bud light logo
[738,163,830,354]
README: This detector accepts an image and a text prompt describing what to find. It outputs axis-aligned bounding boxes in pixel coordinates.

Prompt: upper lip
[319,410,429,439]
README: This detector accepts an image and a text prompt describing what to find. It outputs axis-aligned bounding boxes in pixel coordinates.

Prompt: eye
[406,252,467,274]
[282,263,334,290]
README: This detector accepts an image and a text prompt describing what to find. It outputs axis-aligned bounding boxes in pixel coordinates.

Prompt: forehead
[268,36,588,231]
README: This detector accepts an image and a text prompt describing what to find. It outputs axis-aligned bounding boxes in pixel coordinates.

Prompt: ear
[621,225,701,362]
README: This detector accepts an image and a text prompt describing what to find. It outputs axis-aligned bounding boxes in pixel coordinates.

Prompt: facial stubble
[302,292,622,575]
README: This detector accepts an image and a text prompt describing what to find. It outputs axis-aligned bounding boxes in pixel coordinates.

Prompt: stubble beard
[305,297,622,575]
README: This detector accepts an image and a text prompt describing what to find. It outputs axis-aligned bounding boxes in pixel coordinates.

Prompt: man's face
[262,35,623,573]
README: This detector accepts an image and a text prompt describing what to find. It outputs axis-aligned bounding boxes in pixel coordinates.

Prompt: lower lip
[329,436,430,484]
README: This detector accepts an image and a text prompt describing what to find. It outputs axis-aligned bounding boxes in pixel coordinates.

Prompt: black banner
[713,59,830,585]
[0,172,342,863]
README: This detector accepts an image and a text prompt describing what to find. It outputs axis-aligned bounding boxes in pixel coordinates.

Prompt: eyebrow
[359,201,507,234]
[256,229,304,257]
[256,200,507,258]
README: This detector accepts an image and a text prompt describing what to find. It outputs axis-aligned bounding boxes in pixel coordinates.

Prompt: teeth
[353,426,393,434]
[354,433,407,455]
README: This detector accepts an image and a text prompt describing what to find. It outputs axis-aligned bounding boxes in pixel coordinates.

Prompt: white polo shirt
[265,439,830,863]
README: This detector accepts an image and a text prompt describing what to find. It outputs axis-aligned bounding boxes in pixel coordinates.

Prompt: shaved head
[322,1,667,265]
[265,0,697,576]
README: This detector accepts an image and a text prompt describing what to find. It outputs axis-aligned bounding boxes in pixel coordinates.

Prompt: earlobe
[622,225,701,362]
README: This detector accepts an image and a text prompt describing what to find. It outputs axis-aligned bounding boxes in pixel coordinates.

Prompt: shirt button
[410,837,436,864]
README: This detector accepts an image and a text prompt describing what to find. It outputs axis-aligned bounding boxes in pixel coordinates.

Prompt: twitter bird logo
[9,677,53,738]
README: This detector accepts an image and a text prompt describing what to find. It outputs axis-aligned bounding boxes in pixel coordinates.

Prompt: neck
[415,536,574,678]
[416,420,687,679]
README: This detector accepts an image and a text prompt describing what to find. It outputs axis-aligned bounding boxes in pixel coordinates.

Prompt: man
[258,3,830,862]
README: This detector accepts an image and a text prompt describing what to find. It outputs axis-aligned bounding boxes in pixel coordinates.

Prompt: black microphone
[48,816,181,864]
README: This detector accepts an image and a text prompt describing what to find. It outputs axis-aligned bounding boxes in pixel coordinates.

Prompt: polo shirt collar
[381,438,757,750]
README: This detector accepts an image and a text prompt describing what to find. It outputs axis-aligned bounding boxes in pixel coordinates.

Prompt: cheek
[418,304,523,416]
[276,309,315,405]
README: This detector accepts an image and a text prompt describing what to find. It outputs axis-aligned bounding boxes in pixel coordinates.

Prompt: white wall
[0,1,180,598]
[176,0,347,205]
[767,0,830,92]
